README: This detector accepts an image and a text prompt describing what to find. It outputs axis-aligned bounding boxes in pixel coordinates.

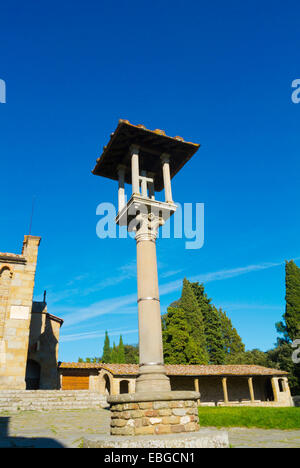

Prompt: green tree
[163,306,191,364]
[284,260,300,342]
[219,308,245,363]
[102,331,111,363]
[271,260,300,394]
[118,335,126,363]
[267,343,300,395]
[124,344,139,364]
[179,279,209,364]
[111,342,119,363]
[191,282,225,364]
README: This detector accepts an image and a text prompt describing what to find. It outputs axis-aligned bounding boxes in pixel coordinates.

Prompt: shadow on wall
[27,303,60,390]
[0,417,64,448]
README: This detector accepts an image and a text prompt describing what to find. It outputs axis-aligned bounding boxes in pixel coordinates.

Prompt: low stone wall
[109,392,200,436]
[0,390,107,412]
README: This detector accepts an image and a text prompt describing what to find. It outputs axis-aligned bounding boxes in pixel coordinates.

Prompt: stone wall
[110,398,199,436]
[0,236,40,390]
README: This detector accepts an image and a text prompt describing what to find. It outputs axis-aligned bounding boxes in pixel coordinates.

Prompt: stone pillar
[271,377,279,402]
[140,170,148,197]
[148,172,155,200]
[161,153,173,203]
[248,377,255,403]
[117,165,125,212]
[222,377,229,404]
[130,145,140,195]
[135,216,171,393]
[194,378,201,405]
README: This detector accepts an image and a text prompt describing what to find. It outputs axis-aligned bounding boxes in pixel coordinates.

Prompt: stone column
[248,377,255,403]
[271,377,279,402]
[131,145,140,195]
[117,165,125,212]
[161,153,173,203]
[135,213,171,393]
[140,170,148,197]
[222,377,229,404]
[194,378,201,405]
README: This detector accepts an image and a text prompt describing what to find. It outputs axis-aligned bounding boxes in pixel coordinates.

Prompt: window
[120,380,129,394]
[278,379,285,392]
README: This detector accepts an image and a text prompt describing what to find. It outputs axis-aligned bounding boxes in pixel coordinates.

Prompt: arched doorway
[25,360,41,390]
[120,380,129,394]
[104,374,111,395]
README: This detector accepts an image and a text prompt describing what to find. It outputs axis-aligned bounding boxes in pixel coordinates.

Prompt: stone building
[58,363,293,407]
[0,236,63,390]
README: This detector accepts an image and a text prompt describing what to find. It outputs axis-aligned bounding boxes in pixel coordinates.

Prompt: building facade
[59,363,293,407]
[0,236,63,390]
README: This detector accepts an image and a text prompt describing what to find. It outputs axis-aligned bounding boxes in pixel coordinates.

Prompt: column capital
[134,212,163,243]
[161,153,170,163]
[130,144,140,154]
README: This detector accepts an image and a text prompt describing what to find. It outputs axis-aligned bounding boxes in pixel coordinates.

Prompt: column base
[135,364,171,393]
[83,429,229,448]
[107,391,200,436]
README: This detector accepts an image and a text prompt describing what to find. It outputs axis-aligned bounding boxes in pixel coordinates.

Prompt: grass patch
[198,407,300,430]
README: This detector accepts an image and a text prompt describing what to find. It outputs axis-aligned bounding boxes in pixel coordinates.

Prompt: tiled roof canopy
[92,119,200,192]
[59,363,287,377]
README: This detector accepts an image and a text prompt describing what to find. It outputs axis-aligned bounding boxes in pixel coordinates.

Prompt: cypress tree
[111,342,119,363]
[284,260,300,342]
[179,279,209,364]
[118,335,126,363]
[191,282,225,365]
[102,331,111,363]
[273,260,300,394]
[163,306,190,364]
[219,308,245,363]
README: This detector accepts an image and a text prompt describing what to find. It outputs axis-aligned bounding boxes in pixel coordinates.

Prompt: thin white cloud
[160,269,183,279]
[61,328,138,343]
[216,302,282,312]
[55,259,285,329]
[60,294,137,328]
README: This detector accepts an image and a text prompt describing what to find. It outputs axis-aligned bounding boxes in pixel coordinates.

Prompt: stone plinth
[108,391,200,436]
[83,429,229,448]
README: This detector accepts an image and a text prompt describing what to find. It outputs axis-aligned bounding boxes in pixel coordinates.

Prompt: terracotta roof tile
[92,119,200,192]
[59,363,287,376]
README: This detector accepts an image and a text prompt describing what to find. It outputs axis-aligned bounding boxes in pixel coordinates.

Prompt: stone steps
[0,390,108,412]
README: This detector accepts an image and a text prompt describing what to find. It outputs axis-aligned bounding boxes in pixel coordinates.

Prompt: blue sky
[0,1,299,362]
